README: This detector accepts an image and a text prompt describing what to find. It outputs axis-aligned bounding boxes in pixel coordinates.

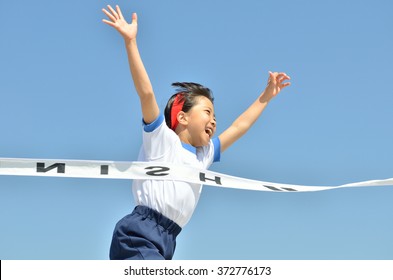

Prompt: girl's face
[183,96,216,147]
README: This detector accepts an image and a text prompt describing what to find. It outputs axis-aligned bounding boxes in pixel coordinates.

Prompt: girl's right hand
[102,5,138,42]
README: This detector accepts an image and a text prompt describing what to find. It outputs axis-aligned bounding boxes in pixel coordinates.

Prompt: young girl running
[102,4,290,260]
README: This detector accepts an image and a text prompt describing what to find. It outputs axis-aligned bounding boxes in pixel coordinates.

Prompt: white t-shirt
[132,114,221,227]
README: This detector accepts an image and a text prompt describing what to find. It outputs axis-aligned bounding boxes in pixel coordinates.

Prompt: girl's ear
[177,111,189,126]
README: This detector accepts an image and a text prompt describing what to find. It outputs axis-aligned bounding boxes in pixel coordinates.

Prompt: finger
[277,75,287,84]
[276,72,288,78]
[132,12,138,24]
[102,8,117,22]
[102,19,116,27]
[280,73,290,80]
[277,73,290,83]
[107,5,119,19]
[281,82,291,88]
[116,5,124,20]
[279,78,290,86]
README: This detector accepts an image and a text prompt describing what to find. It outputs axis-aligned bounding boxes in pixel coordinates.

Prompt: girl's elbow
[233,120,252,134]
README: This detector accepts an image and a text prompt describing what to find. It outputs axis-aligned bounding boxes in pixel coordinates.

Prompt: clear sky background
[0,0,392,260]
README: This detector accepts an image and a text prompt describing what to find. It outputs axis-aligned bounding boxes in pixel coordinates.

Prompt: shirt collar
[181,142,197,154]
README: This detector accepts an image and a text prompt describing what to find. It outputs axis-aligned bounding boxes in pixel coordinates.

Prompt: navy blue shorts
[109,205,182,260]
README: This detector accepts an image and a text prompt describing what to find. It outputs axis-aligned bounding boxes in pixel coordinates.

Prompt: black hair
[164,82,214,129]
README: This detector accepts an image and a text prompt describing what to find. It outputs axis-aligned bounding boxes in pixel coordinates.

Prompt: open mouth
[205,128,213,137]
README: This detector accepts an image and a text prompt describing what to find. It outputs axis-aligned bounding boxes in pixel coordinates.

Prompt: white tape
[0,157,392,192]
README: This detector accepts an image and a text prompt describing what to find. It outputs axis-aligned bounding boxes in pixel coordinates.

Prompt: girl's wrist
[259,90,273,104]
[124,37,137,46]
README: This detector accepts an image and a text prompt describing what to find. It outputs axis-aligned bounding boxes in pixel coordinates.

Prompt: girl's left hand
[265,71,291,100]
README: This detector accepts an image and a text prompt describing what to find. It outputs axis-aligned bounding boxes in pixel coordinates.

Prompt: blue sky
[0,0,392,260]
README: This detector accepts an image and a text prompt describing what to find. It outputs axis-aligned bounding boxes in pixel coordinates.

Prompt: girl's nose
[211,118,216,127]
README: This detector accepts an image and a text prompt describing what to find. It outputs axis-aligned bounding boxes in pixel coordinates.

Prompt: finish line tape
[1,157,392,192]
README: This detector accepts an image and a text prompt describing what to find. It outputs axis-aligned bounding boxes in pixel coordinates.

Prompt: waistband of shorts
[134,205,182,236]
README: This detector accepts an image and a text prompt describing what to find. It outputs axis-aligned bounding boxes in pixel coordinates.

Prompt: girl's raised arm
[219,72,291,152]
[102,5,159,124]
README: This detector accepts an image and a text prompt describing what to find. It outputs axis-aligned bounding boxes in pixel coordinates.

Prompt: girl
[102,4,290,260]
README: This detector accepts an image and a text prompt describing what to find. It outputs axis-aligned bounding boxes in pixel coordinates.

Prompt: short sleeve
[212,137,221,163]
[141,115,178,161]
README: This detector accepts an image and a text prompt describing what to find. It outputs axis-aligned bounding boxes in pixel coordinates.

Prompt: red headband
[170,93,185,131]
